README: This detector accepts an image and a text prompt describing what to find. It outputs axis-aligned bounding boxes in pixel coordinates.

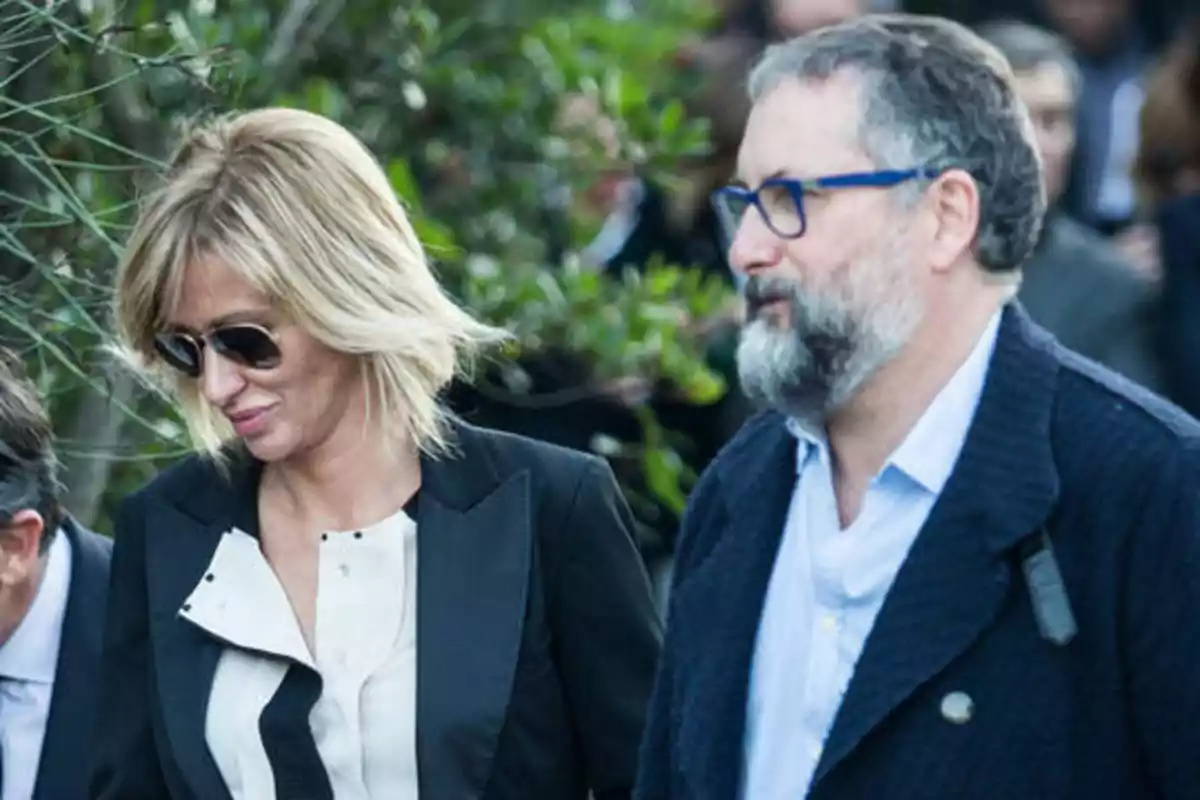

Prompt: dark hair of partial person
[976,18,1082,99]
[1133,14,1200,208]
[747,13,1046,273]
[0,349,63,550]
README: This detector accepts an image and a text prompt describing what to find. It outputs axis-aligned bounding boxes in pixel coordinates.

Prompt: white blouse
[179,506,419,799]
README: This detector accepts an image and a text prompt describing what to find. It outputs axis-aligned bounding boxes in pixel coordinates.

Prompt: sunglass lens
[153,334,201,377]
[212,326,282,370]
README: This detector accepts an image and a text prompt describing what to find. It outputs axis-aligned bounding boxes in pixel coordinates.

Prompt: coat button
[940,691,974,724]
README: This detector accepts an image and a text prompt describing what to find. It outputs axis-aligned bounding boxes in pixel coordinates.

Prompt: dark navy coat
[636,304,1200,799]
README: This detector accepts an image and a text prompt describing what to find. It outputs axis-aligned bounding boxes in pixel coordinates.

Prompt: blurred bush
[0,0,731,547]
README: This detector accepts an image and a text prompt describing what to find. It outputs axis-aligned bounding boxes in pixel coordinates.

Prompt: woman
[90,107,662,800]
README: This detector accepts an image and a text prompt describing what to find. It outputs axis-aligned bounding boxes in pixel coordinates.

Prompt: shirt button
[339,564,350,577]
[819,613,838,632]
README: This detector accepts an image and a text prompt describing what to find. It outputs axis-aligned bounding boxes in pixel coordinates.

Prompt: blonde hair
[114,107,509,457]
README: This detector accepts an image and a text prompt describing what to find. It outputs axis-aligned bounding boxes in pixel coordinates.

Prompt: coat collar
[674,301,1063,797]
[147,419,532,800]
[35,517,111,800]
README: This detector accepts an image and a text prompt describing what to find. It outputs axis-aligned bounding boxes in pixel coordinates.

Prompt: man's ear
[926,168,982,274]
[0,509,45,587]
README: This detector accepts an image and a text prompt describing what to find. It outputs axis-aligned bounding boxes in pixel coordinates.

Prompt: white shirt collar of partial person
[0,528,72,800]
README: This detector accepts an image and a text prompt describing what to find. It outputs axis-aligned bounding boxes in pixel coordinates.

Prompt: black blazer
[636,304,1200,799]
[34,517,111,800]
[90,421,662,799]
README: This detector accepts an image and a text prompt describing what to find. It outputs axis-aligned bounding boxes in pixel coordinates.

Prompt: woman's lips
[228,407,272,438]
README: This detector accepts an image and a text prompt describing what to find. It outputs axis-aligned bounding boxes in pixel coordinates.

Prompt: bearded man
[634,14,1200,800]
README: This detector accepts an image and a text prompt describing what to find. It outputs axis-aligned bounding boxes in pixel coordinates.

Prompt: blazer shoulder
[121,451,228,512]
[672,409,784,571]
[1049,351,1200,511]
[1055,350,1200,449]
[454,419,605,489]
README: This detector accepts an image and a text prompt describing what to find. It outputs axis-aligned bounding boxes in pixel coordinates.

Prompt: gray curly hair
[748,13,1046,273]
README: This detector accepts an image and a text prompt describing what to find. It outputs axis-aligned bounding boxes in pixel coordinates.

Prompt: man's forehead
[736,78,864,184]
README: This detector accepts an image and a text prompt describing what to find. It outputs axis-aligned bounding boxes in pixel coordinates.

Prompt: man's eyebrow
[732,168,791,188]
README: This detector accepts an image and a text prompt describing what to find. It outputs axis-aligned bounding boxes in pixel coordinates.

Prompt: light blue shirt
[741,312,1001,799]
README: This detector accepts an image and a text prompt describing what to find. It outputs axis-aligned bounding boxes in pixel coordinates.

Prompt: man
[770,0,865,39]
[636,14,1200,800]
[978,19,1162,392]
[1036,0,1151,236]
[0,352,111,799]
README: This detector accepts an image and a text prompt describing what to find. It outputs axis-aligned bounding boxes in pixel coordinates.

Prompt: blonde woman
[90,107,662,800]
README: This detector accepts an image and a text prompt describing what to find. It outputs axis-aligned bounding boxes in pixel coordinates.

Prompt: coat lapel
[33,519,109,800]
[147,452,261,800]
[812,303,1063,787]
[673,414,797,798]
[415,423,532,800]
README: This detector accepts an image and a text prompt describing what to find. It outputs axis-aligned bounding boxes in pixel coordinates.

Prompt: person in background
[979,18,1163,392]
[1036,0,1151,237]
[0,350,111,800]
[1134,16,1200,417]
[636,14,1200,800]
[91,107,661,800]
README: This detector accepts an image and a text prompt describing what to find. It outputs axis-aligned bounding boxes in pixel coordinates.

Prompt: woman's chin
[241,429,295,464]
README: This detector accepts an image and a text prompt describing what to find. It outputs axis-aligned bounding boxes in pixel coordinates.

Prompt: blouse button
[353,531,363,540]
[339,564,350,577]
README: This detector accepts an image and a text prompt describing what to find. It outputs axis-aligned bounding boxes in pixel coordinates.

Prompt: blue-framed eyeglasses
[712,167,943,241]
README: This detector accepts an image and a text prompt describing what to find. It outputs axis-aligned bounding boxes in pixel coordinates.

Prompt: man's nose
[200,348,246,407]
[728,212,786,278]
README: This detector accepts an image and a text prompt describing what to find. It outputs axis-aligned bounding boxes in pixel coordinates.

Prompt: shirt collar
[0,529,72,684]
[887,310,1002,492]
[787,309,1002,493]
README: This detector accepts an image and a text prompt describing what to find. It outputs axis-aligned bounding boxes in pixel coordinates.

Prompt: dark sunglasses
[153,323,282,378]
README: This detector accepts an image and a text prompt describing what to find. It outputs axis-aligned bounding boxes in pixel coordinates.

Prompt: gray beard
[736,271,921,425]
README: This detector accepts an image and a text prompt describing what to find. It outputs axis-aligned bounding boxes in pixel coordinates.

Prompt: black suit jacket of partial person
[88,419,663,800]
[33,517,112,800]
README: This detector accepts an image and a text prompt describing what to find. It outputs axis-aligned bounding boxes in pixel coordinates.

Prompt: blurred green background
[0,0,735,550]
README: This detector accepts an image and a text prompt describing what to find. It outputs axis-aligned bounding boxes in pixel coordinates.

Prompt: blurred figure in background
[1035,0,1148,234]
[979,19,1163,392]
[771,0,867,38]
[1134,16,1200,417]
[1035,0,1151,238]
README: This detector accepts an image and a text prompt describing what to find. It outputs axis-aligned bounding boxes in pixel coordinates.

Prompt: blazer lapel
[146,452,261,800]
[34,519,108,800]
[673,414,797,798]
[812,303,1063,788]
[415,423,532,800]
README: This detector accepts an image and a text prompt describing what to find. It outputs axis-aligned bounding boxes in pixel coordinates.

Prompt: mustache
[743,275,798,314]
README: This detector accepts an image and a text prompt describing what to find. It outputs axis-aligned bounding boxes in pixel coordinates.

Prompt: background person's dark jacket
[1018,212,1163,393]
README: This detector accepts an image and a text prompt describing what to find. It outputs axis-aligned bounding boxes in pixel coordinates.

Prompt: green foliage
[1,0,732,539]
